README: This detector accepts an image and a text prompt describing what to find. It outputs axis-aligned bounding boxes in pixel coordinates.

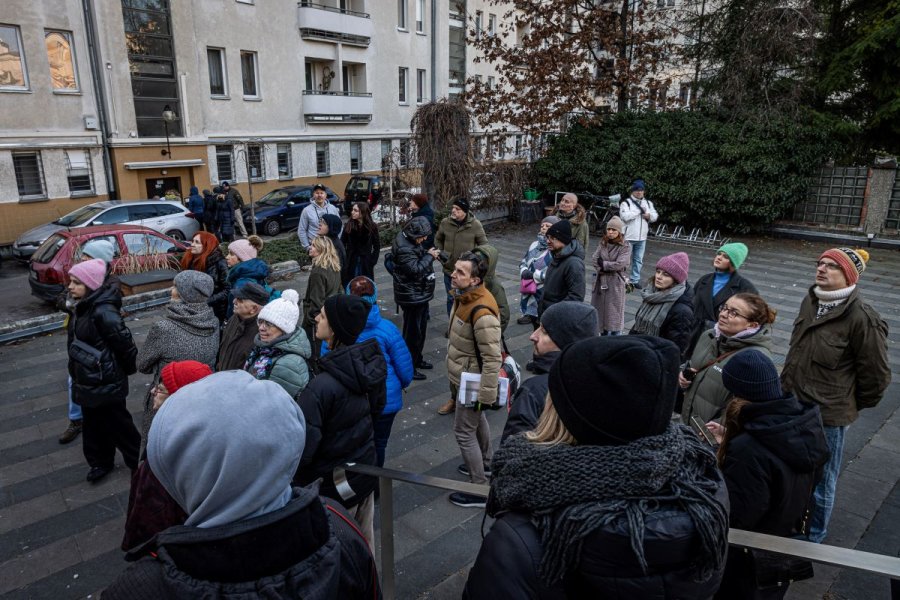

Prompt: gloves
[473,401,500,412]
[521,269,534,281]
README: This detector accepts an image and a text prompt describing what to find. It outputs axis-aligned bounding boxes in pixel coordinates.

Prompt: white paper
[457,372,509,407]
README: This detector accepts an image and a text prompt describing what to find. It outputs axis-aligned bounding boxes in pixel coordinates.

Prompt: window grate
[247,143,265,182]
[277,143,292,179]
[350,141,362,173]
[13,152,46,199]
[792,166,868,227]
[65,150,94,195]
[884,170,900,232]
[316,142,330,176]
[216,145,233,182]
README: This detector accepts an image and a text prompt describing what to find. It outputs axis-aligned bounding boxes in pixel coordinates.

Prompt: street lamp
[161,104,176,156]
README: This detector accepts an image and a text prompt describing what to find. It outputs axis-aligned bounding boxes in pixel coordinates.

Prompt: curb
[0,262,305,345]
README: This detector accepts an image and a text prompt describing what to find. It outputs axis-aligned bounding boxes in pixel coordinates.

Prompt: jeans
[401,303,429,367]
[629,239,646,284]
[68,376,82,421]
[809,424,847,543]
[373,412,397,467]
[452,386,493,486]
[348,492,375,554]
[234,208,248,237]
[443,273,453,315]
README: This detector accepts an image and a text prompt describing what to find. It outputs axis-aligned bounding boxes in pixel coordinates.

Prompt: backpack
[466,304,521,406]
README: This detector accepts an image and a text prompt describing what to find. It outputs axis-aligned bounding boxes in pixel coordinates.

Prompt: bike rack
[652,224,730,249]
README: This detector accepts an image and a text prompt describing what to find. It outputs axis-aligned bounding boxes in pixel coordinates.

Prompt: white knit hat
[257,289,300,335]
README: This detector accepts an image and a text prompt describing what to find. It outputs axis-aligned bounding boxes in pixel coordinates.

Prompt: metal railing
[297,0,370,18]
[343,463,900,600]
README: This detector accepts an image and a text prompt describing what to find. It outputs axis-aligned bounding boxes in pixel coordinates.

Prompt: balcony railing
[298,1,373,46]
[302,90,373,124]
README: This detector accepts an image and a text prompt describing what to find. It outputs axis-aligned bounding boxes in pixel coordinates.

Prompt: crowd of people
[58,180,890,598]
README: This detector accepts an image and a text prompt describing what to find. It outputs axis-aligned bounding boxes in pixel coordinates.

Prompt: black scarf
[487,424,728,586]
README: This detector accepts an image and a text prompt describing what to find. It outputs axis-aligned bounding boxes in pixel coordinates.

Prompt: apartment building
[0,0,513,245]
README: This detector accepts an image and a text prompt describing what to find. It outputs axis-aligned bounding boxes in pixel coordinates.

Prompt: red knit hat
[160,360,213,394]
[819,248,868,286]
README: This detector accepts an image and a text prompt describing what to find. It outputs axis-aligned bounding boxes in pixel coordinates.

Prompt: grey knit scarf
[487,423,728,586]
[631,282,686,337]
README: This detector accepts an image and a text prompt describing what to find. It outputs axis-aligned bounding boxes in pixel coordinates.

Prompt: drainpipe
[430,0,437,101]
[81,0,117,199]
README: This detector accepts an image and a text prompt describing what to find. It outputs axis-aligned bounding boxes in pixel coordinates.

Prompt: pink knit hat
[656,252,690,284]
[228,239,257,262]
[68,258,107,290]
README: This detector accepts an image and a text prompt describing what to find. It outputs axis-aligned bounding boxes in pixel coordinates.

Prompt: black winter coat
[464,485,727,600]
[690,271,758,353]
[204,249,230,322]
[501,351,557,444]
[715,395,829,600]
[391,227,436,306]
[660,283,696,360]
[215,197,234,236]
[538,241,585,316]
[103,486,381,600]
[67,282,137,407]
[341,223,380,286]
[294,338,387,507]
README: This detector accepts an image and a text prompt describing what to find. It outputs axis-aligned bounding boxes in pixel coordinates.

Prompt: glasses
[258,320,275,330]
[719,305,748,319]
[816,260,842,272]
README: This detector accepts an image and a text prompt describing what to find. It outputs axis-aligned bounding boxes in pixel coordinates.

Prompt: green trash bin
[523,188,540,201]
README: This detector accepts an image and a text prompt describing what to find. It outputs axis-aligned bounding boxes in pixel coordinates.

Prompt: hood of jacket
[740,395,830,473]
[227,257,270,284]
[273,327,313,359]
[165,301,219,337]
[364,303,382,330]
[718,324,774,354]
[552,239,585,264]
[404,215,432,239]
[318,338,386,396]
[189,186,199,196]
[472,243,499,283]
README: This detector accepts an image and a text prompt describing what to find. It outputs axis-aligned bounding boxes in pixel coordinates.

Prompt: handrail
[297,0,370,18]
[342,463,900,600]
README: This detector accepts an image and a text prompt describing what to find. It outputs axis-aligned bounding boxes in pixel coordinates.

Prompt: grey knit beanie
[540,301,598,349]
[174,270,214,304]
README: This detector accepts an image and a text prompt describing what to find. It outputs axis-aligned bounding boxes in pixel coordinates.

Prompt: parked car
[343,175,400,215]
[242,185,341,236]
[13,199,198,261]
[28,225,188,303]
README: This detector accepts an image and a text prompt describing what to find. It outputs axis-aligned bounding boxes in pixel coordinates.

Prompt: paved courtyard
[0,223,898,599]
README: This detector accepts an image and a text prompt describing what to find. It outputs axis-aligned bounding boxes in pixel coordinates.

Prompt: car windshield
[31,234,67,263]
[55,205,107,226]
[256,191,291,207]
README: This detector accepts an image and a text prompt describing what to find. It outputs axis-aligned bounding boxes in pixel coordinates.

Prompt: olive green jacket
[435,214,488,276]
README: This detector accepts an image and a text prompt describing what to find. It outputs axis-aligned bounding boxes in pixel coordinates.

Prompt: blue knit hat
[722,350,783,402]
[631,179,646,191]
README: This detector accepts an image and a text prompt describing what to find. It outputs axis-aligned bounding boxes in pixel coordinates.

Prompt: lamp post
[161,105,176,157]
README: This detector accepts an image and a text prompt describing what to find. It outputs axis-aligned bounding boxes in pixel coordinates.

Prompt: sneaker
[449,491,487,508]
[516,315,532,325]
[86,466,112,483]
[417,360,434,370]
[457,463,492,478]
[58,419,83,444]
[412,370,427,381]
[437,398,456,415]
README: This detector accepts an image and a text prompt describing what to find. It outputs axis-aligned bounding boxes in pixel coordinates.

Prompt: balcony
[302,90,373,124]
[298,2,373,47]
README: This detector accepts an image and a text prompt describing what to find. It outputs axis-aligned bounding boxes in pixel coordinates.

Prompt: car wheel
[165,229,185,241]
[264,220,281,236]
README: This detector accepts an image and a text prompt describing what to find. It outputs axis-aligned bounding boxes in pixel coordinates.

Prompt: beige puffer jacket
[446,285,502,405]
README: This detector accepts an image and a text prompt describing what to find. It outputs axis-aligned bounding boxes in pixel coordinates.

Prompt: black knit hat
[323,295,369,346]
[540,301,598,349]
[452,198,471,214]
[721,349,782,402]
[546,219,573,245]
[549,335,680,446]
[232,282,270,306]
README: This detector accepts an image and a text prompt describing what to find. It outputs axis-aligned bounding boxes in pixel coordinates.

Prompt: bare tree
[410,99,473,210]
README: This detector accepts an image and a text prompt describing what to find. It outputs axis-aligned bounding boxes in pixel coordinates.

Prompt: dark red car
[29,224,188,303]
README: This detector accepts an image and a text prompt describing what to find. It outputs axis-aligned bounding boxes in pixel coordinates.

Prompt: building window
[277,143,292,179]
[240,50,259,98]
[398,67,408,103]
[416,0,425,32]
[216,145,234,182]
[381,139,392,166]
[207,47,227,97]
[475,11,483,39]
[416,69,426,103]
[487,75,495,90]
[678,82,690,105]
[350,141,362,173]
[515,134,523,156]
[65,150,94,195]
[247,143,264,181]
[488,14,497,36]
[13,152,46,200]
[316,142,330,175]
[397,0,407,29]
[45,30,78,92]
[0,25,28,91]
[398,139,409,168]
[657,0,675,6]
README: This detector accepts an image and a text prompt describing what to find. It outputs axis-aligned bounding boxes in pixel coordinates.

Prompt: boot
[437,397,456,415]
[58,419,83,444]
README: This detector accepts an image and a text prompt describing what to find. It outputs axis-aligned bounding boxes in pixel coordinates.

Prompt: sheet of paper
[457,372,508,407]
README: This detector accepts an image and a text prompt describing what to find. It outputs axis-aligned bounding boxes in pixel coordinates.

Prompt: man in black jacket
[538,219,585,316]
[502,301,598,443]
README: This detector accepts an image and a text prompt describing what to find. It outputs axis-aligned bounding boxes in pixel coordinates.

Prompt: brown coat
[781,286,890,426]
[446,285,502,405]
[590,239,631,332]
[553,204,589,256]
[216,314,258,371]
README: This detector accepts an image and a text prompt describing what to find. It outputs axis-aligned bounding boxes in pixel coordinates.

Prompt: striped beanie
[820,248,869,286]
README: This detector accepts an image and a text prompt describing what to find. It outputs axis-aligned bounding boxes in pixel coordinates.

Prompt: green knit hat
[718,242,748,270]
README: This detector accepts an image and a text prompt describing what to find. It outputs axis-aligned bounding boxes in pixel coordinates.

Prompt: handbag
[519,278,537,295]
[748,548,814,590]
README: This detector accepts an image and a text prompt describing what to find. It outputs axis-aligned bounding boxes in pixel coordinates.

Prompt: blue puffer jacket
[322,304,413,415]
[187,186,204,216]
[226,258,275,317]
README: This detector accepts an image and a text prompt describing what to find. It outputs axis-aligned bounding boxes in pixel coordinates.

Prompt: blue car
[242,185,341,236]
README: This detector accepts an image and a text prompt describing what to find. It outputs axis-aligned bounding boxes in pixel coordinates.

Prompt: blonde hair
[525,394,578,446]
[311,235,341,272]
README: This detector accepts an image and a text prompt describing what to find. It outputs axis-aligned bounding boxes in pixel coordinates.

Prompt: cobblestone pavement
[0,224,897,599]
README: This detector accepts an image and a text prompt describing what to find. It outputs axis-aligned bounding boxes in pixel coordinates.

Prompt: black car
[242,186,341,236]
[343,176,401,215]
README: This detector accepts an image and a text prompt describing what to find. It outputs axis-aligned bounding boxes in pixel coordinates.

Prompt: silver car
[13,199,199,260]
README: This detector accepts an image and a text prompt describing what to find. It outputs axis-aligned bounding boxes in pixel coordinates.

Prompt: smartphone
[691,416,717,447]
